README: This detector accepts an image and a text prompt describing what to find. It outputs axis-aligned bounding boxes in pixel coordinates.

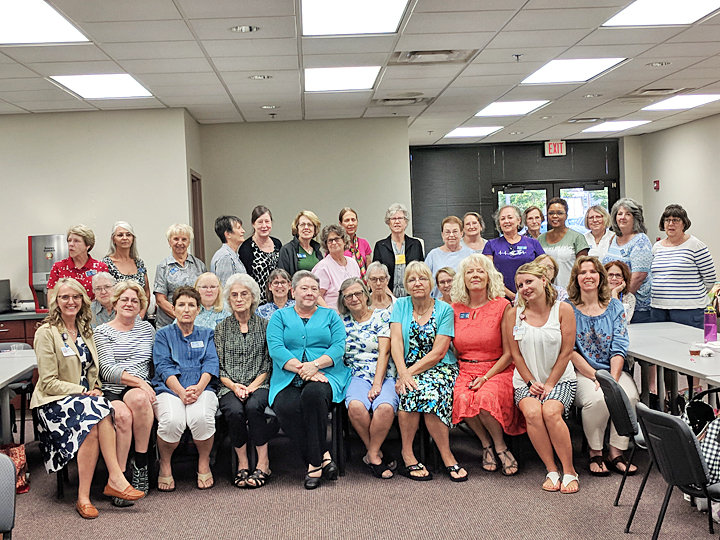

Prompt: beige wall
[198,117,412,256]
[0,108,191,300]
[619,135,644,203]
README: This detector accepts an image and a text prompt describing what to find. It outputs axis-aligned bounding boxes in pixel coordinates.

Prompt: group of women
[33,197,716,516]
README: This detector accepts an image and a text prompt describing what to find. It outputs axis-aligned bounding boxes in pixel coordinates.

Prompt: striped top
[95,320,155,395]
[651,235,716,310]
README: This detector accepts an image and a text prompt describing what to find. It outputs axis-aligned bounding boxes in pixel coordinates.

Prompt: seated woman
[90,272,116,328]
[256,268,295,320]
[215,274,276,489]
[267,271,350,490]
[30,278,144,519]
[312,224,361,311]
[566,256,639,476]
[435,267,456,304]
[95,281,155,505]
[390,261,467,482]
[605,260,636,323]
[338,278,397,479]
[534,254,568,302]
[506,263,578,494]
[451,254,525,476]
[366,261,395,311]
[193,272,231,329]
[152,286,219,491]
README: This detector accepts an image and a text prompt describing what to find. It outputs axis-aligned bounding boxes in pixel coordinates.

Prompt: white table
[0,350,37,444]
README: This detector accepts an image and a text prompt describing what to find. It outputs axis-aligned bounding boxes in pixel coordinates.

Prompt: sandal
[481,445,498,472]
[606,455,637,476]
[542,471,561,492]
[399,462,433,481]
[364,456,393,479]
[246,469,271,489]
[589,455,610,477]
[445,463,468,483]
[497,449,519,476]
[561,473,579,494]
[382,451,397,471]
[233,469,250,488]
[197,471,214,490]
[157,475,175,492]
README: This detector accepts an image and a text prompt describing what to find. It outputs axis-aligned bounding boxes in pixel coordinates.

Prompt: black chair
[0,343,35,444]
[595,369,646,506]
[627,402,720,539]
[0,453,16,539]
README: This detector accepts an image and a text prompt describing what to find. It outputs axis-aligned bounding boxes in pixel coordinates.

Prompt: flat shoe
[561,473,580,494]
[481,445,498,472]
[606,455,637,476]
[111,496,134,508]
[445,463,468,483]
[588,455,610,477]
[197,471,214,490]
[542,471,561,492]
[103,483,145,501]
[364,456,393,479]
[76,501,99,519]
[157,475,175,492]
[399,462,433,481]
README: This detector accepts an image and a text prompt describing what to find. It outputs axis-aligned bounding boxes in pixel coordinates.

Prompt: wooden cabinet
[0,317,45,346]
[24,319,44,346]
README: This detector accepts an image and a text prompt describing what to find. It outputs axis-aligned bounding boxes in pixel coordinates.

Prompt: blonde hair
[111,280,148,312]
[514,262,557,309]
[166,223,194,243]
[67,224,96,252]
[403,261,434,290]
[584,205,611,230]
[44,278,93,338]
[106,221,139,260]
[450,253,505,305]
[194,272,224,312]
[291,211,321,238]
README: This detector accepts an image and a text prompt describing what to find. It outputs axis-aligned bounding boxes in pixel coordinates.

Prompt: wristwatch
[313,360,320,369]
[527,380,535,388]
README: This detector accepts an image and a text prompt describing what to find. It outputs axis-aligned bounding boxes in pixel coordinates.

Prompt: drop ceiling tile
[150,84,227,97]
[100,41,205,60]
[186,103,241,116]
[415,0,527,11]
[177,0,295,19]
[0,101,26,113]
[92,97,167,109]
[384,64,464,79]
[0,52,14,64]
[464,61,544,77]
[525,0,630,8]
[226,91,299,102]
[161,94,232,106]
[202,38,298,57]
[229,84,300,97]
[474,47,567,64]
[374,88,441,100]
[0,64,39,78]
[11,100,96,111]
[135,72,222,86]
[669,25,720,44]
[641,42,720,58]
[0,44,110,63]
[558,44,652,59]
[0,89,77,102]
[81,20,194,43]
[0,77,56,91]
[395,32,494,51]
[51,0,181,22]
[303,53,388,69]
[653,76,720,88]
[194,116,245,124]
[190,17,297,40]
[213,56,299,71]
[26,61,124,77]
[404,11,516,34]
[578,27,686,47]
[236,99,301,111]
[661,66,720,79]
[376,76,448,92]
[305,109,365,119]
[221,70,299,84]
[487,29,590,49]
[501,84,581,100]
[304,91,372,109]
[503,8,620,31]
[243,111,303,121]
[302,36,396,55]
[363,106,424,117]
[117,58,213,74]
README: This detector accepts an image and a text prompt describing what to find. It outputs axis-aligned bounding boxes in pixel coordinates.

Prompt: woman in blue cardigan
[267,270,350,490]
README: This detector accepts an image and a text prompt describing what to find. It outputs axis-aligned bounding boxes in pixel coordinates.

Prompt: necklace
[413,300,433,321]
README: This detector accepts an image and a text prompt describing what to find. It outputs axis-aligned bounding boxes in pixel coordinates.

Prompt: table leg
[0,386,11,444]
[668,370,679,415]
[657,366,666,412]
[639,360,650,406]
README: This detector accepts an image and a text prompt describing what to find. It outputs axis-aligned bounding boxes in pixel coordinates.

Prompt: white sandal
[542,471,561,492]
[561,473,579,494]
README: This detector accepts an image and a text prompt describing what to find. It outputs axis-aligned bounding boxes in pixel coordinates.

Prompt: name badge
[513,325,526,341]
[190,341,204,349]
[459,312,470,319]
[395,254,406,265]
[61,346,74,357]
[297,253,306,259]
[85,269,97,277]
[169,267,179,275]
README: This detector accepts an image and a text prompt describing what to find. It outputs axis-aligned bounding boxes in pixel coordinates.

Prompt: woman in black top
[239,205,282,303]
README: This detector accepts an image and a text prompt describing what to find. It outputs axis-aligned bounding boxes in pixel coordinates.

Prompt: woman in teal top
[267,270,349,490]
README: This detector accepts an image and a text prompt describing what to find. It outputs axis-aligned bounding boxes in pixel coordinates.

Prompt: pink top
[312,255,361,312]
[344,237,371,260]
[451,297,510,361]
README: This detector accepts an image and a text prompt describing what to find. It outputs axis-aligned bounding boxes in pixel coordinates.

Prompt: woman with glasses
[193,272,231,330]
[103,221,151,317]
[312,224,361,312]
[90,272,117,328]
[278,211,324,278]
[584,206,614,260]
[523,206,544,240]
[339,207,373,279]
[257,268,296,320]
[435,267,456,305]
[424,216,474,299]
[650,204,716,328]
[538,197,589,289]
[605,260,636,323]
[366,261,395,311]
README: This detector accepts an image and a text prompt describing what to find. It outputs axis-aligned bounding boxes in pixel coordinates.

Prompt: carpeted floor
[10,421,714,540]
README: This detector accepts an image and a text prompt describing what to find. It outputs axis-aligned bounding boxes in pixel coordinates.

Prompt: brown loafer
[103,483,145,501]
[75,501,99,519]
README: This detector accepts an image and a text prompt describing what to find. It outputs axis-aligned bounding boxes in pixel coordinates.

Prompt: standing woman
[103,221,151,317]
[584,206,614,260]
[31,278,144,519]
[538,197,589,289]
[451,254,525,476]
[47,224,109,300]
[256,268,295,320]
[373,203,425,298]
[650,204,716,328]
[483,205,545,302]
[461,212,486,252]
[424,216,474,299]
[602,198,653,323]
[366,262,395,311]
[312,224,361,311]
[266,271,350,490]
[193,272,231,330]
[340,207,372,279]
[278,211,323,278]
[154,223,206,329]
[391,261,467,482]
[239,205,283,304]
[523,206,544,240]
[506,263,578,494]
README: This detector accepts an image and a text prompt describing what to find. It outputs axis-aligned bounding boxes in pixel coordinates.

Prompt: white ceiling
[1,0,720,144]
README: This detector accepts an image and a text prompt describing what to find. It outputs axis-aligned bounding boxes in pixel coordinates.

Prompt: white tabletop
[0,349,37,388]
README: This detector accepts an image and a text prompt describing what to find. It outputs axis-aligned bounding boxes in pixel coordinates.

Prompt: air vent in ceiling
[370,97,432,107]
[632,88,690,96]
[390,49,477,65]
[566,118,604,124]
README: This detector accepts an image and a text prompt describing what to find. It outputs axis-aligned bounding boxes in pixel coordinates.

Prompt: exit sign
[544,140,566,156]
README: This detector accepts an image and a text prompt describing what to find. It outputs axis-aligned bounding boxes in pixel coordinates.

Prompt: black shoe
[131,461,149,495]
[111,496,134,508]
[321,458,338,481]
[304,467,322,490]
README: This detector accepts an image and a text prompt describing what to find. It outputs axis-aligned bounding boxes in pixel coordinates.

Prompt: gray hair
[292,270,320,289]
[166,223,194,243]
[106,221,139,260]
[366,261,390,280]
[224,273,261,313]
[610,198,647,236]
[319,224,349,255]
[337,277,371,317]
[384,203,410,225]
[92,272,116,288]
[493,205,523,233]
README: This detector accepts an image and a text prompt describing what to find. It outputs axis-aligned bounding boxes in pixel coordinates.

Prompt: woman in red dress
[451,253,525,475]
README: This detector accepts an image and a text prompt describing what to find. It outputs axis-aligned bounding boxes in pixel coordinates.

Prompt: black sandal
[364,458,393,479]
[246,469,271,488]
[399,462,433,481]
[606,455,637,476]
[233,469,250,488]
[588,455,610,477]
[446,463,468,483]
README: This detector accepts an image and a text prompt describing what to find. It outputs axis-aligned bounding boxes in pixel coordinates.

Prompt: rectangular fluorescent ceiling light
[302,0,409,36]
[445,126,503,138]
[642,94,720,110]
[583,121,650,132]
[0,0,88,44]
[522,58,625,84]
[476,100,549,116]
[305,66,380,92]
[603,0,720,26]
[50,74,152,99]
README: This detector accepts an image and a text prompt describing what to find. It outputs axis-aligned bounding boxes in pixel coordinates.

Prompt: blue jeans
[630,310,653,324]
[650,307,704,329]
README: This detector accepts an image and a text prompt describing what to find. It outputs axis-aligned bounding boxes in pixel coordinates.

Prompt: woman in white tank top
[506,262,579,494]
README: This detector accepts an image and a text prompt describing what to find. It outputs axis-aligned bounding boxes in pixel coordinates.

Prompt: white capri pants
[575,371,639,451]
[153,391,219,444]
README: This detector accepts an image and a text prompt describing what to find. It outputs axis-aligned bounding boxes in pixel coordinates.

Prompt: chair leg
[19,392,26,444]
[56,467,64,500]
[702,486,715,534]
[614,445,636,506]
[651,484,673,540]
[337,405,346,477]
[626,460,653,533]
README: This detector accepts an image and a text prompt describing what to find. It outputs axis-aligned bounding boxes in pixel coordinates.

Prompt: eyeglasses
[58,294,82,302]
[198,285,218,290]
[389,217,406,222]
[271,280,289,287]
[343,291,365,300]
[442,230,461,236]
[664,217,683,224]
[587,215,604,222]
[93,285,113,293]
[118,297,140,305]
[297,222,314,229]
[548,211,566,217]
[327,237,344,244]
[230,291,251,299]
[437,279,454,287]
[406,277,430,285]
[368,277,387,283]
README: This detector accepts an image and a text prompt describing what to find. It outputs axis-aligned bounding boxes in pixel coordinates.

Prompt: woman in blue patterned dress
[193,272,231,329]
[338,277,397,479]
[30,278,145,519]
[390,261,467,482]
[256,268,295,320]
[567,256,639,476]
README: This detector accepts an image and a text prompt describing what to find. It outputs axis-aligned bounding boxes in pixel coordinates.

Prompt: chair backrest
[596,369,638,438]
[0,453,16,533]
[0,342,32,352]
[636,402,709,488]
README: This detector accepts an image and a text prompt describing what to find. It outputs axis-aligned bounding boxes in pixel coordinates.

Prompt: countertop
[0,311,46,322]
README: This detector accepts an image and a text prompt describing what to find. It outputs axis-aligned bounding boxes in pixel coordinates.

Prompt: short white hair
[224,273,261,312]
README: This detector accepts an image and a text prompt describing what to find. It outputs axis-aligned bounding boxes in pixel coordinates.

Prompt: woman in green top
[278,211,324,277]
[538,198,589,289]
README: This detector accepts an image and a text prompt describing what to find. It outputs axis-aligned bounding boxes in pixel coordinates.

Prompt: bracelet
[526,379,535,388]
[481,375,489,383]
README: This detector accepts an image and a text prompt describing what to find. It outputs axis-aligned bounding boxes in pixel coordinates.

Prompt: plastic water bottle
[704,305,717,343]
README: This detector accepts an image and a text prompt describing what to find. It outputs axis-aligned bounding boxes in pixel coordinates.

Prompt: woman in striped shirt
[650,204,716,328]
[95,280,156,502]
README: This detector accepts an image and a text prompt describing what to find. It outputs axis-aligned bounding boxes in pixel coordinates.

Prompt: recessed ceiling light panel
[475,100,549,116]
[444,126,503,138]
[305,66,380,92]
[0,0,88,44]
[642,94,720,110]
[248,75,272,80]
[583,120,650,132]
[522,58,625,84]
[261,105,280,109]
[50,74,152,99]
[230,25,260,33]
[302,0,409,36]
[603,0,720,26]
